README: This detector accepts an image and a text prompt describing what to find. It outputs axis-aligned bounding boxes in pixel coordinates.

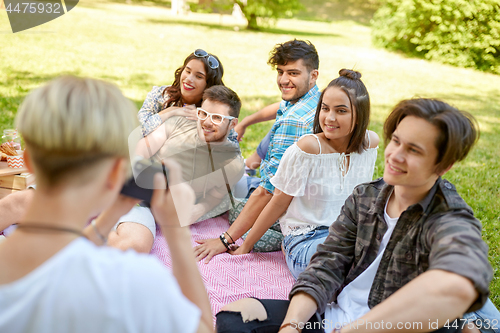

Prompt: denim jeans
[256,130,272,160]
[463,299,500,333]
[282,226,329,279]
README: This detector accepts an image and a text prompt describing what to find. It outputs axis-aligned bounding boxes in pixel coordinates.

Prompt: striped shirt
[259,85,320,193]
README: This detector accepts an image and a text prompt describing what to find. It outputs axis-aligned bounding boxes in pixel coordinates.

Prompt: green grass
[1,0,499,306]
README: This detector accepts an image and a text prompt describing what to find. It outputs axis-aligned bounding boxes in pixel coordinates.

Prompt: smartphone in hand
[120,159,169,203]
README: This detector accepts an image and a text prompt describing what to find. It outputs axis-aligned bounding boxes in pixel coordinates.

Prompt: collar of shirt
[277,85,319,117]
[369,177,468,220]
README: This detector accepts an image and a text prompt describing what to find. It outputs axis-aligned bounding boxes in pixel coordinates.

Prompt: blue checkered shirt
[259,85,320,193]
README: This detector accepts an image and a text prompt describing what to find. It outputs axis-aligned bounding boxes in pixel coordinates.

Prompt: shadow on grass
[441,92,500,116]
[145,18,340,38]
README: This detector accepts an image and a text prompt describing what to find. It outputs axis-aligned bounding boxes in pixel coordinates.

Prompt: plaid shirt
[290,177,492,314]
[259,85,320,193]
[138,86,238,143]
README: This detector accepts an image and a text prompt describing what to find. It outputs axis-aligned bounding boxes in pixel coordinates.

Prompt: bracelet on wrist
[219,234,231,251]
[279,322,301,332]
[91,220,107,245]
[219,233,237,251]
[225,231,235,243]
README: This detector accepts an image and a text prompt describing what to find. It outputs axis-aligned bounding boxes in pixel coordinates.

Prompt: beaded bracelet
[219,234,231,251]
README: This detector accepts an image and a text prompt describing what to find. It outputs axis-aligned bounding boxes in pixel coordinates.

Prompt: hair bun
[339,69,361,80]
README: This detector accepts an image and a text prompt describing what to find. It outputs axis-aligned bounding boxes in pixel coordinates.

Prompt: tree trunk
[247,13,258,30]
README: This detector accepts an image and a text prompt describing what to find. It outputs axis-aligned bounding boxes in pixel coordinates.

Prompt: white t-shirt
[0,238,201,333]
[323,197,398,331]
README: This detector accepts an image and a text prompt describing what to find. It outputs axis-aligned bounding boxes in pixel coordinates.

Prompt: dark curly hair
[162,51,224,108]
[268,39,319,72]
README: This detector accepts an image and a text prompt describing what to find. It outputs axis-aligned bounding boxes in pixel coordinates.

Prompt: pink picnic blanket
[150,213,295,316]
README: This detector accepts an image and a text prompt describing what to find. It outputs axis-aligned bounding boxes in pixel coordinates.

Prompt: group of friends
[0,39,498,333]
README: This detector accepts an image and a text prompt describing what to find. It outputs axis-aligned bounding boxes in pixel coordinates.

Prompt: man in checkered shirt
[194,39,321,262]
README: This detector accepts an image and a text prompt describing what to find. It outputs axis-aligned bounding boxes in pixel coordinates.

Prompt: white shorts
[114,206,156,239]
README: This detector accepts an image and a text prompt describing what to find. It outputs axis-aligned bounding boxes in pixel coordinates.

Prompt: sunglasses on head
[197,108,234,125]
[194,49,219,70]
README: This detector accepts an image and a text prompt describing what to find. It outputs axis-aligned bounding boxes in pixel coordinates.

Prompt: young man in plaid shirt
[194,39,321,262]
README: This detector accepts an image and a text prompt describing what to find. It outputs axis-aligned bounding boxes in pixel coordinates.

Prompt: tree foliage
[235,0,303,29]
[371,0,500,75]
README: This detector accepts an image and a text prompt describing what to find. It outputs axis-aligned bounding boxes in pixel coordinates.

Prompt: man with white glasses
[107,85,244,253]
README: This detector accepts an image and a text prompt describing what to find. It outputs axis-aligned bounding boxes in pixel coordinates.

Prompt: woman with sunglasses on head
[139,49,225,136]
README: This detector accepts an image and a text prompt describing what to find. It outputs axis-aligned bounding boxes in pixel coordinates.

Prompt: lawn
[1,0,499,306]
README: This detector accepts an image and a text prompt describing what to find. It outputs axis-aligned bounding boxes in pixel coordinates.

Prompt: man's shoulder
[353,177,386,194]
[436,178,472,212]
[166,116,197,133]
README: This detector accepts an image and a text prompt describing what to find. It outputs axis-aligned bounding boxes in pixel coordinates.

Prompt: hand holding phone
[120,159,168,203]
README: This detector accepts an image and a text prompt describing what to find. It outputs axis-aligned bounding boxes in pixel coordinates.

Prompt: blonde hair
[16,76,138,186]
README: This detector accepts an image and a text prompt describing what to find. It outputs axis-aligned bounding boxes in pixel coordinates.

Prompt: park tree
[233,0,303,30]
[371,0,500,74]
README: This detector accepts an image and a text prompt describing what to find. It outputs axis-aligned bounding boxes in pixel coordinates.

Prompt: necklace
[16,223,84,237]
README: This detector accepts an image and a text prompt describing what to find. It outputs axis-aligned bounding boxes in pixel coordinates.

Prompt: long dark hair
[162,52,224,108]
[312,69,370,154]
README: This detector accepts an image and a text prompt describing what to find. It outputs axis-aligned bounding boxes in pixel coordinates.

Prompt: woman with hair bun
[230,69,379,278]
[139,49,225,136]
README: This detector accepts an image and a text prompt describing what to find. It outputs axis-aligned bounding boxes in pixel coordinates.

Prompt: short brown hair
[202,85,241,118]
[383,98,479,173]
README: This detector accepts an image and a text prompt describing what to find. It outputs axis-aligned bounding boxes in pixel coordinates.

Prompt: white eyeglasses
[197,108,235,125]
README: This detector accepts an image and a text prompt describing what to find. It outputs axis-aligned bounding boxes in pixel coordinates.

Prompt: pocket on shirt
[393,244,421,287]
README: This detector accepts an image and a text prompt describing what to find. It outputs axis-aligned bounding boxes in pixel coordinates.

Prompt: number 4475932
[5,2,62,14]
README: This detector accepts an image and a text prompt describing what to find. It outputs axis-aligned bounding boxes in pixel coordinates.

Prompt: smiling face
[384,115,442,193]
[196,99,235,143]
[318,86,355,147]
[180,59,207,105]
[276,59,317,103]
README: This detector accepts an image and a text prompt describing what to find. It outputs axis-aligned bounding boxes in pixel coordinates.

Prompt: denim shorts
[463,299,500,333]
[282,226,329,279]
[256,130,272,160]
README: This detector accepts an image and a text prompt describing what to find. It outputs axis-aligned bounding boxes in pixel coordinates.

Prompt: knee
[107,223,153,253]
[220,298,267,322]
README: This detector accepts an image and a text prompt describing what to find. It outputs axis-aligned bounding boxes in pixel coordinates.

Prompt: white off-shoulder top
[270,133,378,236]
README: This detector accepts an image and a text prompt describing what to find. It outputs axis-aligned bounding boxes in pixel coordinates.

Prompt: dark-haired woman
[139,49,225,136]
[230,69,379,278]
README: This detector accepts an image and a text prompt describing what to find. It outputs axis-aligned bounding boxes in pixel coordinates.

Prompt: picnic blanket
[150,213,296,317]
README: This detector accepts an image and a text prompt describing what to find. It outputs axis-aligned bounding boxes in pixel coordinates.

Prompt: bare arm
[150,159,213,330]
[134,122,168,159]
[0,190,34,231]
[193,185,273,263]
[280,292,319,333]
[234,102,279,141]
[82,195,139,245]
[233,188,293,254]
[158,105,197,122]
[341,270,478,333]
